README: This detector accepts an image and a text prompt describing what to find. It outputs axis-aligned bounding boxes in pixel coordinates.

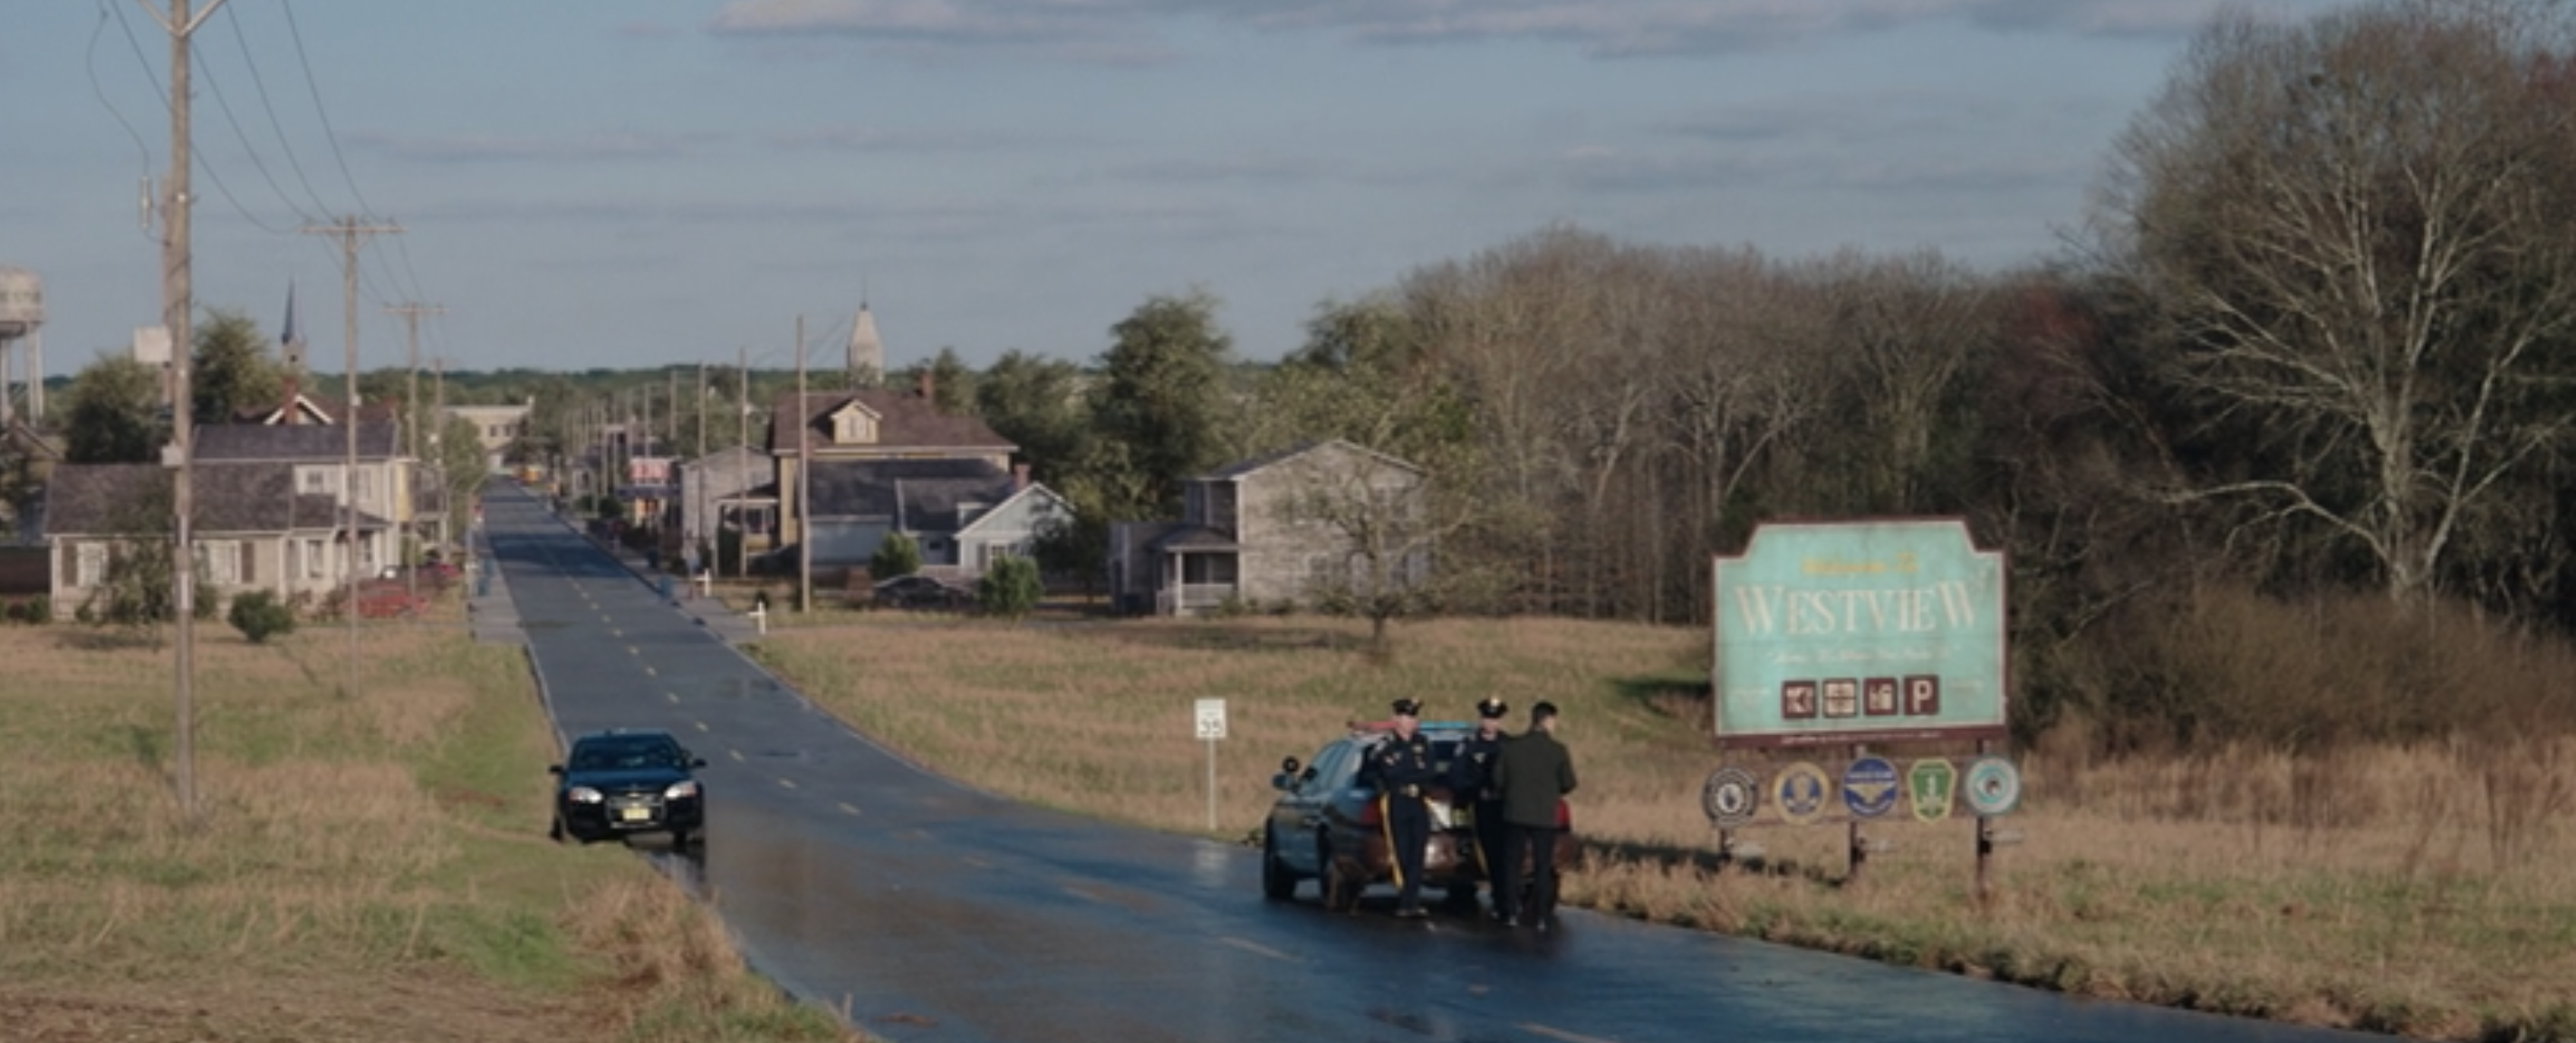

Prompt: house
[762,375,1018,568]
[1109,439,1429,616]
[804,458,1071,581]
[43,461,363,617]
[677,445,774,570]
[194,421,422,572]
[441,402,534,473]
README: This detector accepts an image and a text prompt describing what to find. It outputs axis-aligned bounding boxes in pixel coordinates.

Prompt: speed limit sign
[1194,698,1227,741]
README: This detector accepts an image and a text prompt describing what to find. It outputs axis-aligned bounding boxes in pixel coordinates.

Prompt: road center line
[1520,1023,1621,1043]
[1218,936,1300,963]
[777,778,798,789]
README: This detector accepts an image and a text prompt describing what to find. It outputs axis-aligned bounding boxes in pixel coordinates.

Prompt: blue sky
[1,0,2350,380]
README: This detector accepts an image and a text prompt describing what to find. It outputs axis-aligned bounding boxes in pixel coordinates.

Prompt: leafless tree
[2100,0,2576,604]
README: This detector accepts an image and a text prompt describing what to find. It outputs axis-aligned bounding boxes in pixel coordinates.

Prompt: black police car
[549,729,707,848]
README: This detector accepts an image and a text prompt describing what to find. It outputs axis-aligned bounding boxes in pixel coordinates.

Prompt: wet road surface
[482,482,2382,1043]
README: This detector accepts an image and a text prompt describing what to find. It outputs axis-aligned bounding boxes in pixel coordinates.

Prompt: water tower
[0,266,42,426]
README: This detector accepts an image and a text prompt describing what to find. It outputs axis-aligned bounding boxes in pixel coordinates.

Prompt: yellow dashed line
[727,750,745,762]
[837,802,861,816]
[777,778,798,789]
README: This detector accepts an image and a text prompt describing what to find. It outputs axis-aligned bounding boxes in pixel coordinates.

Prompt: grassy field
[746,611,2576,1043]
[0,617,856,1043]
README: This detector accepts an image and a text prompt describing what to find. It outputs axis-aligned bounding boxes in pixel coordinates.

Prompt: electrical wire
[87,0,160,245]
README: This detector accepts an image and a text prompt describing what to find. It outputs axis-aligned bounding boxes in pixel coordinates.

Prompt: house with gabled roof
[760,373,1025,575]
[43,461,365,617]
[193,421,420,574]
[803,457,1072,580]
[1110,439,1429,616]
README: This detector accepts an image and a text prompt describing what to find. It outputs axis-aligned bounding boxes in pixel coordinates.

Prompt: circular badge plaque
[1963,756,2023,817]
[1841,755,1900,819]
[1773,761,1831,826]
[1701,766,1760,829]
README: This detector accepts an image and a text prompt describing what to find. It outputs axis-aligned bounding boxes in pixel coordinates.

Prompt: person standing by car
[1447,696,1511,911]
[1366,698,1439,919]
[1491,700,1577,928]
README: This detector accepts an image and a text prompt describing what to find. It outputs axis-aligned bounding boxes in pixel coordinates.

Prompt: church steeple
[848,300,884,388]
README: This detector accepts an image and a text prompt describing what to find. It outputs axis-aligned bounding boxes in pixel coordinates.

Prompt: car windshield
[570,737,685,770]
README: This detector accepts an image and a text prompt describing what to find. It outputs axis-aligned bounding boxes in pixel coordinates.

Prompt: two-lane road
[482,481,2374,1043]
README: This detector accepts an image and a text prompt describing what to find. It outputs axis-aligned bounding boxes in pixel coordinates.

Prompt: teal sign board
[1712,520,2007,747]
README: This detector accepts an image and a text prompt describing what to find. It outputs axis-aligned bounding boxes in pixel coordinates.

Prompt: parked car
[1260,720,1575,912]
[871,573,968,610]
[549,729,707,848]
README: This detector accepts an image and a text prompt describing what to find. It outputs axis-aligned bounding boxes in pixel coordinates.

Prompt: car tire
[669,828,694,851]
[1261,826,1297,901]
[548,815,567,844]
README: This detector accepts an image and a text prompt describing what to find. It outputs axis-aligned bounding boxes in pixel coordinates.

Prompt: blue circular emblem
[1841,755,1900,819]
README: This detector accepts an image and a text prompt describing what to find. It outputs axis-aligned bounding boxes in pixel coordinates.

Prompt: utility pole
[795,316,812,614]
[303,215,401,698]
[695,360,706,566]
[138,0,231,818]
[736,345,749,579]
[385,302,441,607]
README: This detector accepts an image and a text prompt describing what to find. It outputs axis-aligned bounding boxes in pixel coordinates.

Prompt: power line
[222,1,332,218]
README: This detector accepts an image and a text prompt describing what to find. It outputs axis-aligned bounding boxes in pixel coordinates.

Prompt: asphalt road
[481,482,2381,1043]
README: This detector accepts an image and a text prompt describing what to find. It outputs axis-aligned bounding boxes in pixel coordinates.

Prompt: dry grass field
[751,613,2576,1042]
[0,619,855,1043]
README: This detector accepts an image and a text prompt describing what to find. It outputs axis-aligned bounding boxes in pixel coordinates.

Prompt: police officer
[1367,698,1439,919]
[1447,696,1511,914]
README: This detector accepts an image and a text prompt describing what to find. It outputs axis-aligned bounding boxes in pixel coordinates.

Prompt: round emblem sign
[1773,761,1831,826]
[1841,755,1900,819]
[1963,756,2023,817]
[1701,766,1760,829]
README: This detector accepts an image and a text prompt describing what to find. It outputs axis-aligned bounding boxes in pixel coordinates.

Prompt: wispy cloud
[769,125,1081,152]
[707,0,2350,62]
[351,130,721,164]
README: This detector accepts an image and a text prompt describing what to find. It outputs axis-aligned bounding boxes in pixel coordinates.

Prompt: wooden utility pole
[736,345,749,579]
[139,0,233,818]
[385,302,441,605]
[795,316,812,614]
[303,215,401,698]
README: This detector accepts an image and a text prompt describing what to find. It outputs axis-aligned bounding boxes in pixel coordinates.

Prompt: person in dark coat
[1447,696,1511,911]
[1490,700,1577,928]
[1364,698,1439,918]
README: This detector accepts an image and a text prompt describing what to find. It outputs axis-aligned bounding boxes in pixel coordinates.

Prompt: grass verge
[0,621,857,1043]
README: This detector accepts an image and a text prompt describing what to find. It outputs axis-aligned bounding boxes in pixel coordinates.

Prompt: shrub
[976,554,1042,619]
[870,532,921,581]
[226,589,297,644]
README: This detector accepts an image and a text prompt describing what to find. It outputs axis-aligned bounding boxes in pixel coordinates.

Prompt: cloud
[768,126,1081,152]
[708,0,2352,62]
[351,130,722,164]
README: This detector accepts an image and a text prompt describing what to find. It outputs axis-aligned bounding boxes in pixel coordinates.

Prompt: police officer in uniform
[1367,698,1438,918]
[1447,696,1511,914]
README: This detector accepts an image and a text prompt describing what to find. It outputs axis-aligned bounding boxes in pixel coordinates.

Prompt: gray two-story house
[1110,439,1428,616]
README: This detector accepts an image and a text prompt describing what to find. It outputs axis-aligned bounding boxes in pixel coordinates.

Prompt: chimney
[916,368,934,404]
[1013,462,1030,491]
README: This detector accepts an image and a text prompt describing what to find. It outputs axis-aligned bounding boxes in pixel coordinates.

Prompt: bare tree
[2100,0,2576,604]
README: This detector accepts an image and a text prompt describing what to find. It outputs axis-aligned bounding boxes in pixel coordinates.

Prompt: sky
[1,0,2357,382]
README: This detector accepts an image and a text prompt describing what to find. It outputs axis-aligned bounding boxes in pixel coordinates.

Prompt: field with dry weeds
[752,612,2576,1042]
[0,620,853,1043]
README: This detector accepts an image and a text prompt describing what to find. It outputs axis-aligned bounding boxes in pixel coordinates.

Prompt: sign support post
[1195,698,1226,832]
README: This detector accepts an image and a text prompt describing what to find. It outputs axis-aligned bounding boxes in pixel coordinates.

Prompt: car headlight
[665,780,700,799]
[567,786,604,804]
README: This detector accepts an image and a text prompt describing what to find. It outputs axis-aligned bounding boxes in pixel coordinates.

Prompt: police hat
[1389,698,1421,717]
[1476,696,1509,720]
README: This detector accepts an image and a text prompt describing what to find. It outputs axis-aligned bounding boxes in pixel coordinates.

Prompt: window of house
[831,409,875,445]
[298,464,336,495]
[204,541,241,586]
[302,538,330,579]
[76,543,108,588]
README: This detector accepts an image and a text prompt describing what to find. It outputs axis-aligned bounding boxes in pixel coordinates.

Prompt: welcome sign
[1711,520,2008,747]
